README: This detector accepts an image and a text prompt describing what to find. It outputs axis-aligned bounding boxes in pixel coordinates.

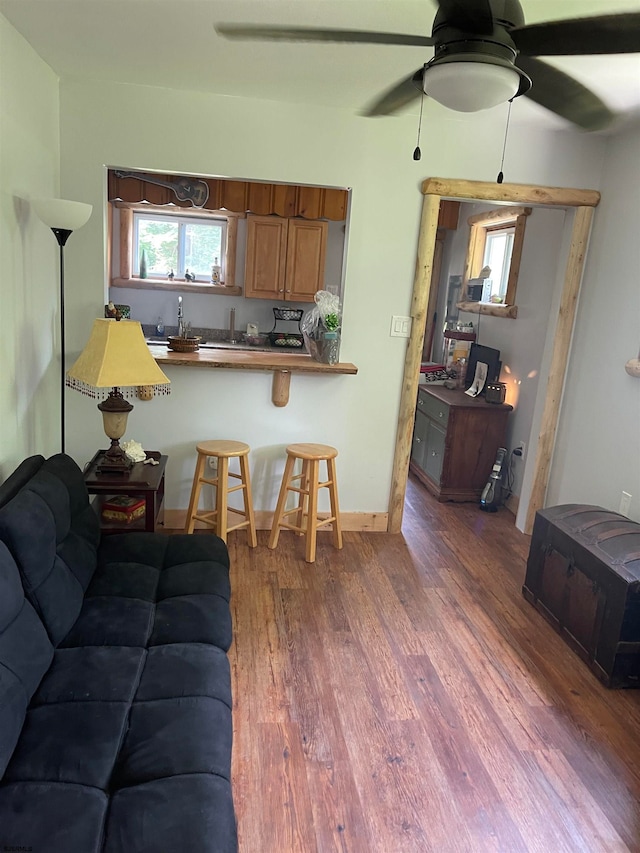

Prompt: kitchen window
[110,202,239,292]
[133,211,226,283]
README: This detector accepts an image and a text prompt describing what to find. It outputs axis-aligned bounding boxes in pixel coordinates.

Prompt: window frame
[110,202,241,293]
[482,224,516,301]
[462,205,531,308]
[133,210,227,283]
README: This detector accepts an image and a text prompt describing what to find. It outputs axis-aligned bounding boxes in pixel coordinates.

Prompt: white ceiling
[2,0,640,133]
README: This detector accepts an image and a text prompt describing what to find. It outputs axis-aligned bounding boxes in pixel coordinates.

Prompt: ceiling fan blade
[512,13,640,56]
[516,56,614,131]
[435,0,494,35]
[362,70,424,117]
[215,24,433,48]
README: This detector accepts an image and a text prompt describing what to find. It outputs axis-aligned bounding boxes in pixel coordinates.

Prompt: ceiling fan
[216,0,640,131]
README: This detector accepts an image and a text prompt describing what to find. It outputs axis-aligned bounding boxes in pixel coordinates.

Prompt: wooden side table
[84,450,167,534]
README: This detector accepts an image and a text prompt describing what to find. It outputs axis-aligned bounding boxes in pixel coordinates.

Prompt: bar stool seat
[185,440,257,546]
[268,443,342,563]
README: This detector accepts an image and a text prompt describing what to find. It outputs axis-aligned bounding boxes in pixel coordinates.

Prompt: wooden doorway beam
[388,179,600,535]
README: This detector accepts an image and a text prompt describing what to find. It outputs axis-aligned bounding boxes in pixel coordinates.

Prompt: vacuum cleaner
[480,447,508,512]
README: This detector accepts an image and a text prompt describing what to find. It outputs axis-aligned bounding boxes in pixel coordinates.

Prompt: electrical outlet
[208,457,217,471]
[390,315,412,338]
[620,491,632,516]
[514,441,526,461]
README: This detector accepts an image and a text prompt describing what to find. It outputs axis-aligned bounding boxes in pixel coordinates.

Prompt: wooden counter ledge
[148,344,358,407]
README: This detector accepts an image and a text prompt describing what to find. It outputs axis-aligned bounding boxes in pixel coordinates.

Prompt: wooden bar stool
[185,440,257,546]
[268,443,342,563]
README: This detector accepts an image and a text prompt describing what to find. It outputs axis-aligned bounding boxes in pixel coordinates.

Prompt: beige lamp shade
[67,318,170,397]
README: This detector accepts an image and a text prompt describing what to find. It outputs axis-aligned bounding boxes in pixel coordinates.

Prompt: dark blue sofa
[0,453,237,852]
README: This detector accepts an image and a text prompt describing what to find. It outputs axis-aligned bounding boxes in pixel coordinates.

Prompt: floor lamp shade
[32,198,93,234]
[67,319,170,472]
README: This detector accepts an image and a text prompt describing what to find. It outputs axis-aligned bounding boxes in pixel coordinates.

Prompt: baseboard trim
[505,493,519,517]
[163,509,389,532]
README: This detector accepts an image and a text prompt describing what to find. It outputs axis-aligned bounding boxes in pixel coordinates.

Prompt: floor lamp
[32,198,93,454]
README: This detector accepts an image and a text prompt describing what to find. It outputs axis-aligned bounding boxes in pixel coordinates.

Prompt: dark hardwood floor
[202,475,640,851]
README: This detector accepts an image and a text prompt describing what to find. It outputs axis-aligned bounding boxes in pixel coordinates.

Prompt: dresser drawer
[417,389,450,427]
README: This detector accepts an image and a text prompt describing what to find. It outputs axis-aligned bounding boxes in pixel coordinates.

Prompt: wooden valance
[107,170,348,221]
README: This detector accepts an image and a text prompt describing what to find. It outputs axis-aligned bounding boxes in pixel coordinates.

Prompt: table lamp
[66,318,170,472]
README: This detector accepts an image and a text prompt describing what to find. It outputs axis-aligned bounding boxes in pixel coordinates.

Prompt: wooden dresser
[410,385,512,502]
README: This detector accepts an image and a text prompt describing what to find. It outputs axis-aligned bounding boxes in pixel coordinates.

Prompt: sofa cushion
[62,533,232,652]
[0,542,53,777]
[0,454,45,508]
[0,454,99,646]
[0,782,108,853]
[104,774,237,853]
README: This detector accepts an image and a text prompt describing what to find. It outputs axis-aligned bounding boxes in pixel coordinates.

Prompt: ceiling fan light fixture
[423,59,523,112]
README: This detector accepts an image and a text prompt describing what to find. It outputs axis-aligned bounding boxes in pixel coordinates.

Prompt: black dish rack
[269,307,304,348]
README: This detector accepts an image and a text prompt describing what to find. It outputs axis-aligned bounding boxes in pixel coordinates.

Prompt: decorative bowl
[167,335,201,352]
[242,332,268,347]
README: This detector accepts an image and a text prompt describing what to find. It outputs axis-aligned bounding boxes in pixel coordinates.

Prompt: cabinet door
[285,219,328,302]
[411,409,429,471]
[424,420,446,484]
[244,215,288,300]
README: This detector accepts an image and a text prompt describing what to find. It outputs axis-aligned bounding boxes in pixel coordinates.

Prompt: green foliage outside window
[136,215,225,280]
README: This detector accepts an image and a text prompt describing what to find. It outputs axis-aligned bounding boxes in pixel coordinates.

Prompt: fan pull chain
[413,92,425,161]
[496,99,513,184]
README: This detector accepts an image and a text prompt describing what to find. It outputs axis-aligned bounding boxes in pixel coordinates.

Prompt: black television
[464,343,501,395]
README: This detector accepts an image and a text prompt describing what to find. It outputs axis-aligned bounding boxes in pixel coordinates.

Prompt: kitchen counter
[147,344,358,407]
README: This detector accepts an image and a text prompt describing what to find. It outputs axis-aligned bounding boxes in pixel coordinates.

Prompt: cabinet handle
[438,411,444,418]
[431,451,439,457]
[415,437,422,443]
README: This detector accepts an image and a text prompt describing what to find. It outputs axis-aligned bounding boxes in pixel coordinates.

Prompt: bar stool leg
[327,457,343,550]
[239,453,258,548]
[185,452,206,533]
[295,459,309,537]
[216,456,229,542]
[305,458,320,563]
[268,453,296,550]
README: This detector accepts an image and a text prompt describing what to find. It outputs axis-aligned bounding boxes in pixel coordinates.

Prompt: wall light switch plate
[390,315,412,338]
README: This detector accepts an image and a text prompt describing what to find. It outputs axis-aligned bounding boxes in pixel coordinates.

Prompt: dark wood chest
[523,504,640,688]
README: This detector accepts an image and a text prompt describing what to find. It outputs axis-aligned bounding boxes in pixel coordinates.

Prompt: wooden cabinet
[244,215,328,302]
[410,385,512,502]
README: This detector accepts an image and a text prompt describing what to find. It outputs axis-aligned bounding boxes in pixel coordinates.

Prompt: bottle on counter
[211,257,221,284]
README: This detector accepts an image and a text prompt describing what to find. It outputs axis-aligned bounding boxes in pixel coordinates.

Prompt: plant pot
[304,330,340,365]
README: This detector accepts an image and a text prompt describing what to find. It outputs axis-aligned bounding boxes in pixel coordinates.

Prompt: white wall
[0,13,61,479]
[55,77,608,517]
[546,121,640,522]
